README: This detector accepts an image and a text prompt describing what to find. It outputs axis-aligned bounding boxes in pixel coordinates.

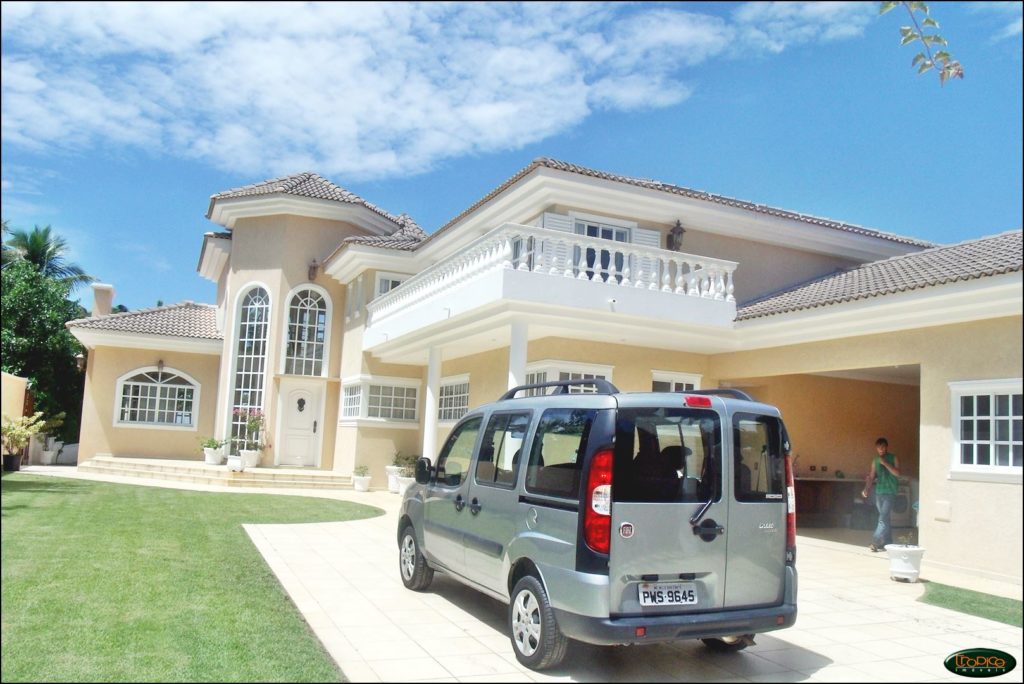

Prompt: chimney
[91,283,115,317]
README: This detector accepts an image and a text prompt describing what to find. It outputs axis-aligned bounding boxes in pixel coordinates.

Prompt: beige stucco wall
[77,347,221,462]
[1,371,28,421]
[216,214,360,466]
[710,316,1023,585]
[737,374,920,481]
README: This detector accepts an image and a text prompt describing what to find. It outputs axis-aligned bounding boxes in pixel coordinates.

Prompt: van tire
[701,636,751,652]
[399,525,433,591]
[509,575,569,670]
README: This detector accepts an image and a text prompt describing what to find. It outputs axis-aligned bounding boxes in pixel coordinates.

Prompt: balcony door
[575,221,629,282]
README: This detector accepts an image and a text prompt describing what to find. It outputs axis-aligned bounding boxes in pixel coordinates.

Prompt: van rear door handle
[469,498,482,515]
[454,495,465,512]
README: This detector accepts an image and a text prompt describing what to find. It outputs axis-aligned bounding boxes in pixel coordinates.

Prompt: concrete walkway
[17,465,1024,682]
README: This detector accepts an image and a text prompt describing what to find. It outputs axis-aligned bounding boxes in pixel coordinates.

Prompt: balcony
[364,223,738,358]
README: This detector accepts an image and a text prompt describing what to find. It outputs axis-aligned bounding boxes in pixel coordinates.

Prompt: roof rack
[688,388,756,402]
[500,379,620,401]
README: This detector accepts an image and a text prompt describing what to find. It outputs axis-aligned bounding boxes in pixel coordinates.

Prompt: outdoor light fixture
[308,258,319,281]
[75,352,86,371]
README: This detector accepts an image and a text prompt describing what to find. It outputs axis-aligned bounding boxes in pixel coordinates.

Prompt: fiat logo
[619,522,635,538]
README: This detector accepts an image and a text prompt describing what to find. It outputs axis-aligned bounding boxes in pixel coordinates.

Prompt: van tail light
[584,449,614,554]
[785,453,797,564]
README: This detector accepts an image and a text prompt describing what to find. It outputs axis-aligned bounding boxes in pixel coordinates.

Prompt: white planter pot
[397,476,416,497]
[885,544,926,582]
[203,447,224,465]
[240,449,261,468]
[385,465,403,493]
[353,475,372,492]
[40,450,57,465]
[226,455,245,472]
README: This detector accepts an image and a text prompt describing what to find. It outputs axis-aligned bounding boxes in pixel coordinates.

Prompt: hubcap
[512,589,541,657]
[400,535,416,580]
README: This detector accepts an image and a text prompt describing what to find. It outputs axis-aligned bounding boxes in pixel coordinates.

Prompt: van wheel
[398,525,433,591]
[509,575,568,670]
[701,636,751,652]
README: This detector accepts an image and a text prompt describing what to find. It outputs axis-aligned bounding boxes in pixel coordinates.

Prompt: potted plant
[199,436,227,465]
[885,532,925,582]
[395,452,420,496]
[386,450,409,493]
[352,464,372,492]
[39,412,66,465]
[233,408,267,468]
[2,412,45,471]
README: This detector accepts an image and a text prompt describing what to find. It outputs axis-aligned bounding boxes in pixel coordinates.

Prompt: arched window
[231,287,270,449]
[117,368,198,428]
[284,288,328,376]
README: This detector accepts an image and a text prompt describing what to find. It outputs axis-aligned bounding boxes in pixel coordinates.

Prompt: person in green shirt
[861,437,901,552]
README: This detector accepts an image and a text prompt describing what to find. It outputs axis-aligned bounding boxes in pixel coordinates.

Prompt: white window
[116,367,198,429]
[523,361,614,396]
[284,288,328,376]
[375,271,408,298]
[230,287,270,449]
[949,379,1022,481]
[341,386,362,418]
[368,384,418,420]
[340,376,421,427]
[439,376,470,422]
[652,371,702,393]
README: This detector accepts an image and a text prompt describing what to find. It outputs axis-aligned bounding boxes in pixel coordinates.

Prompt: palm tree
[3,224,94,290]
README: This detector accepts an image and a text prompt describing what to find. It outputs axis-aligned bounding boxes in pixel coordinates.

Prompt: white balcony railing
[367,224,737,323]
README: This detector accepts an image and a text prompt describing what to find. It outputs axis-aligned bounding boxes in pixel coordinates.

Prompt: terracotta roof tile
[67,302,222,340]
[207,172,403,226]
[737,230,1023,320]
[435,158,934,249]
[340,213,427,251]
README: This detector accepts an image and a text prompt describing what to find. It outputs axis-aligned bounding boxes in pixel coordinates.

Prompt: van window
[476,412,530,488]
[525,408,596,499]
[733,414,785,502]
[435,416,482,487]
[614,408,722,503]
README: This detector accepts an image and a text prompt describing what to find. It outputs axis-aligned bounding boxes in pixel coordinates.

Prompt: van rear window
[614,408,722,503]
[733,413,785,502]
[525,408,596,499]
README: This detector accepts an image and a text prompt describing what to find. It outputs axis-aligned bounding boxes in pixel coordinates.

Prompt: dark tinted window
[525,408,596,499]
[435,416,481,487]
[476,412,530,488]
[733,413,785,502]
[614,407,721,503]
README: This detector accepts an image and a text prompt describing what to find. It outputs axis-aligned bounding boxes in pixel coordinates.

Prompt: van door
[462,410,532,593]
[726,413,787,607]
[608,406,727,615]
[422,415,483,578]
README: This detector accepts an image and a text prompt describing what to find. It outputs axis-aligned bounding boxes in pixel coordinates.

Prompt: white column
[422,346,441,462]
[508,318,528,391]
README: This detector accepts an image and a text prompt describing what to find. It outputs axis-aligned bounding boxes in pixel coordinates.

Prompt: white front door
[277,380,323,467]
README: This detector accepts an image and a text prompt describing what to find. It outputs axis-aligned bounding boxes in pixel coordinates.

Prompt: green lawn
[920,581,1023,628]
[1,472,384,682]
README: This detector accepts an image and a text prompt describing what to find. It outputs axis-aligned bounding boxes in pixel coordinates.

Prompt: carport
[722,365,921,548]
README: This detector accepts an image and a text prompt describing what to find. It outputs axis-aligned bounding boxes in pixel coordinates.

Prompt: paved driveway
[245,489,1023,683]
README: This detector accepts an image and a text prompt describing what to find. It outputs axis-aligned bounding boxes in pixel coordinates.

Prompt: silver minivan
[397,380,797,670]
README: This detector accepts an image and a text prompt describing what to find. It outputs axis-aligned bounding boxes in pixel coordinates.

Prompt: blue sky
[2,1,1021,312]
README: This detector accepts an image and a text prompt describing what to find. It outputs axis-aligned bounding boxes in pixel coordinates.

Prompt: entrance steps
[77,455,353,490]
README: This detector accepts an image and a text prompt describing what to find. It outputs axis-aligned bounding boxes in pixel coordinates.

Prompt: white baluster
[661,259,672,293]
[621,259,632,287]
[502,236,513,269]
[518,236,531,271]
[564,241,575,279]
[674,260,686,294]
[688,271,699,296]
[725,269,735,302]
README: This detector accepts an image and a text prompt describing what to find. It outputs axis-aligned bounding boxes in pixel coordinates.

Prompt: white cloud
[0,1,876,181]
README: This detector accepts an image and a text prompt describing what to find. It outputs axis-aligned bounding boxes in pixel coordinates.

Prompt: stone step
[78,458,353,490]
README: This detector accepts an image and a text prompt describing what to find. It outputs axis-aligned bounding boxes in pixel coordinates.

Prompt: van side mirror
[415,457,432,484]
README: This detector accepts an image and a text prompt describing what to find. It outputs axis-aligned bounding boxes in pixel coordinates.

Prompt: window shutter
[633,226,662,248]
[632,227,663,288]
[542,212,573,233]
[538,213,574,274]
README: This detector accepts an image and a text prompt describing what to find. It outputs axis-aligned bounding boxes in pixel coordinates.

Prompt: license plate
[638,582,697,607]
